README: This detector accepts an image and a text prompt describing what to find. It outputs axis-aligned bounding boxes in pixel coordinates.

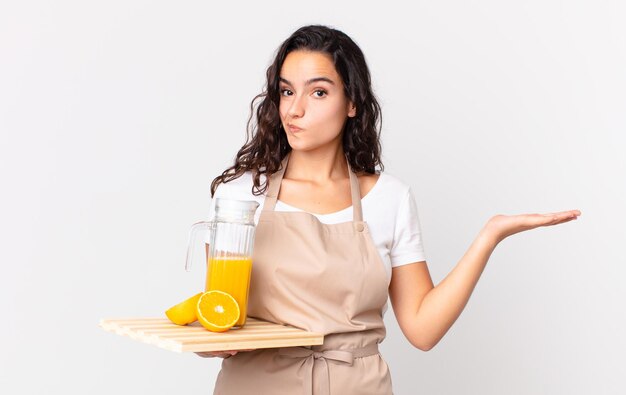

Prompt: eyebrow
[279,76,335,86]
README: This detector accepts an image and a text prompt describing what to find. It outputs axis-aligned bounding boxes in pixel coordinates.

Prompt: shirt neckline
[275,172,384,217]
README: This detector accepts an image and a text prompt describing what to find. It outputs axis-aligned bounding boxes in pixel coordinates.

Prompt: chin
[287,142,324,153]
[285,137,311,151]
[286,136,340,153]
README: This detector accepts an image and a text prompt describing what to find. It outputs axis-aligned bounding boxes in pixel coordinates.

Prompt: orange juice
[205,256,252,327]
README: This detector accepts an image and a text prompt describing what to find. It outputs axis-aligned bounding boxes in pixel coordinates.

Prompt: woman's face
[278,50,356,153]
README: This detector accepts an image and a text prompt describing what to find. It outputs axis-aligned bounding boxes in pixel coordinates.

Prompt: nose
[286,94,305,119]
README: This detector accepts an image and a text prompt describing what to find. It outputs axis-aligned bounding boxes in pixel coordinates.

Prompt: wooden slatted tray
[99,317,324,353]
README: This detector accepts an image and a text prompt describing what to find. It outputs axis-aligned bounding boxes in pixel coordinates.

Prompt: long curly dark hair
[210,25,383,197]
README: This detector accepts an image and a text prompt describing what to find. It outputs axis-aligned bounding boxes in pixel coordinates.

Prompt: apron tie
[278,343,379,395]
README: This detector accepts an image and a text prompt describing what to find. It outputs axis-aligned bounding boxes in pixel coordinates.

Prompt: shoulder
[357,170,409,194]
[209,171,266,221]
[360,171,416,223]
[356,172,379,197]
[378,172,412,193]
[365,171,412,200]
[213,171,267,200]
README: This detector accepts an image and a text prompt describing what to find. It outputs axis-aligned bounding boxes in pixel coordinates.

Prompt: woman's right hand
[194,349,256,359]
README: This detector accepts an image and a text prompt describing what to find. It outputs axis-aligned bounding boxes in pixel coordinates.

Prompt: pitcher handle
[185,221,214,272]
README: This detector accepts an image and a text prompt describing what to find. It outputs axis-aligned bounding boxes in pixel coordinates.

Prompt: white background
[1,1,625,394]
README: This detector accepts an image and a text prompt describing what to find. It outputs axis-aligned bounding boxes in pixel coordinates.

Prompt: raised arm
[388,210,581,351]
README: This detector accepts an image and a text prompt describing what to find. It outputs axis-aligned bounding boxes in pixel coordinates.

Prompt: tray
[99,317,324,353]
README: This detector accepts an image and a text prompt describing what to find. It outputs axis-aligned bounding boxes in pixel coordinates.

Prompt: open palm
[485,210,581,243]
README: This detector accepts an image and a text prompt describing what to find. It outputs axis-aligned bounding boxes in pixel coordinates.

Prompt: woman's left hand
[482,209,581,244]
[194,349,256,359]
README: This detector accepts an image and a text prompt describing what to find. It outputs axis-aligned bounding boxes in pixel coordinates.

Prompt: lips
[287,124,303,133]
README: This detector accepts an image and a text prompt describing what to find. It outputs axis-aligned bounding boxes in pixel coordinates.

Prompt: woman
[196,25,580,394]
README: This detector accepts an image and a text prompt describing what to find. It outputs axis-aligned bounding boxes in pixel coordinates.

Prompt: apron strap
[261,154,290,212]
[347,161,363,223]
[261,152,364,223]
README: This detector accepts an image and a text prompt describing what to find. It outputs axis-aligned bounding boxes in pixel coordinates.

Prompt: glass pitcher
[186,198,260,328]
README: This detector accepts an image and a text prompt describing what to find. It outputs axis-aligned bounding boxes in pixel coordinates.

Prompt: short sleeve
[389,187,427,267]
[207,182,225,220]
[207,177,241,219]
[206,173,266,224]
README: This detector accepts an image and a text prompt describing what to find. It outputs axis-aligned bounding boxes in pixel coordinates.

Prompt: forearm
[413,229,498,350]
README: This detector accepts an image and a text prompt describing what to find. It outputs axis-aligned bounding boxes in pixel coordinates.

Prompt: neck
[284,146,348,183]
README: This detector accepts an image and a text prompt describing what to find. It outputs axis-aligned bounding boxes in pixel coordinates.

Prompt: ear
[347,102,356,118]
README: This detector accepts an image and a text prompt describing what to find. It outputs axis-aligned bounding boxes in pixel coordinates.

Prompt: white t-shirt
[208,171,427,286]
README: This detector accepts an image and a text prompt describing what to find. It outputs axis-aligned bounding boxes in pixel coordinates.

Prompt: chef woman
[196,25,580,395]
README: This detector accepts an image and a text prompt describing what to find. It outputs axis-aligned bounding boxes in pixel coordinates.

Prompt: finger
[555,215,578,225]
[540,210,581,219]
[538,211,577,221]
[195,351,230,358]
[539,212,580,226]
[194,352,215,358]
[195,349,255,358]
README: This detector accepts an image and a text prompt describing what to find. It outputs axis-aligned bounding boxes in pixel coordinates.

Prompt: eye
[313,89,327,98]
[280,88,293,96]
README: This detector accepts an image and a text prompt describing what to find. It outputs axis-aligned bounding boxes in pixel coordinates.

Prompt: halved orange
[165,292,203,325]
[196,290,240,332]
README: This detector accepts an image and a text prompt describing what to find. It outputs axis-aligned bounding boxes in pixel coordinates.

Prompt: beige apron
[213,153,393,395]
